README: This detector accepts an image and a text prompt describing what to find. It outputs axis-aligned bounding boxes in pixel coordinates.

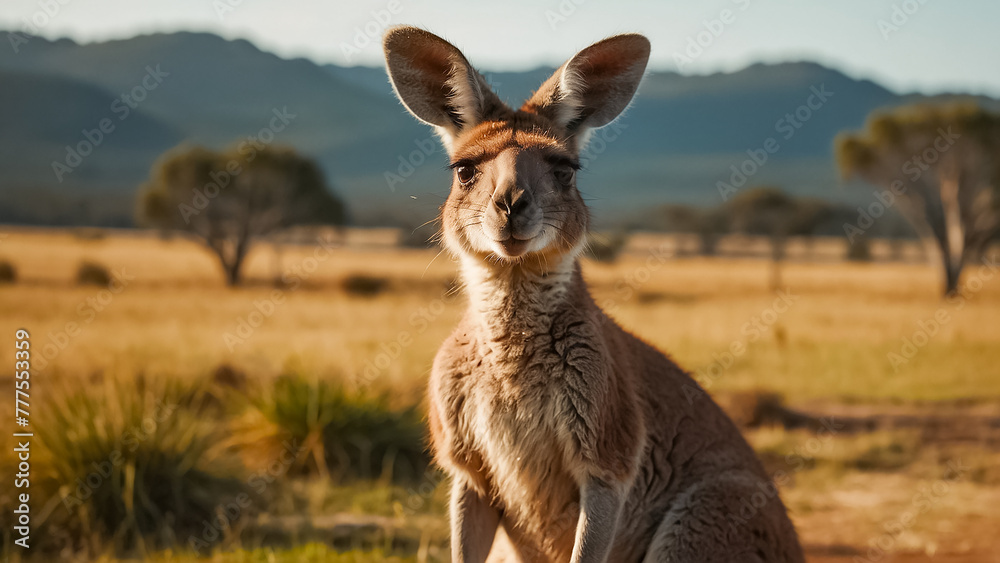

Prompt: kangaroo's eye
[455,165,477,187]
[553,166,576,187]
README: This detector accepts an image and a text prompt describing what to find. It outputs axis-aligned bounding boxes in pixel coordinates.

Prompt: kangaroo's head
[383,27,649,268]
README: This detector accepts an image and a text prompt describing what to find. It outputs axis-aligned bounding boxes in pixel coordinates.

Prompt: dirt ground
[755,398,1000,563]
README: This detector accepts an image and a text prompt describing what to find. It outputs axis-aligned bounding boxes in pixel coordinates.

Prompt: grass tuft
[33,376,246,557]
[238,373,427,482]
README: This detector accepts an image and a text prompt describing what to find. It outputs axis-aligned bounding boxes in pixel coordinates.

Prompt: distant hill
[1,31,996,228]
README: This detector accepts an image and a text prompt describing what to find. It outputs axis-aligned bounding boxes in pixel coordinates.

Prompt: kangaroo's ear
[383,26,503,148]
[523,34,650,141]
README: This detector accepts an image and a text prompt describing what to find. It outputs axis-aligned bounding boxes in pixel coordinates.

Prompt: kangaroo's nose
[493,186,532,218]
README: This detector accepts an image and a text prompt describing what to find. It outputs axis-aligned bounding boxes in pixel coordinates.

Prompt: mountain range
[1,31,996,228]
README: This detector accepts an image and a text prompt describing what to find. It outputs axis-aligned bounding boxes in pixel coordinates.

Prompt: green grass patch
[237,373,429,482]
[26,376,246,558]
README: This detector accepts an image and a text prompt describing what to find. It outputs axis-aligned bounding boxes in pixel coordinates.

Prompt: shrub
[342,274,389,297]
[33,376,246,556]
[76,260,112,286]
[240,374,427,483]
[0,259,15,283]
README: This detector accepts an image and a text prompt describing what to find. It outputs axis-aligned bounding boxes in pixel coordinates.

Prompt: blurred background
[0,1,999,562]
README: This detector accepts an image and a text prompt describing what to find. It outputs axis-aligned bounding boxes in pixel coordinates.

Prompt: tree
[138,144,345,285]
[659,204,727,255]
[836,103,1000,296]
[724,186,830,290]
[658,188,831,287]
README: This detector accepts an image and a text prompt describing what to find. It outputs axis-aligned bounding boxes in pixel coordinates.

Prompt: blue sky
[3,0,999,96]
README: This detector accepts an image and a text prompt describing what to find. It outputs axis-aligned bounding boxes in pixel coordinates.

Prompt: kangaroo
[382,26,805,563]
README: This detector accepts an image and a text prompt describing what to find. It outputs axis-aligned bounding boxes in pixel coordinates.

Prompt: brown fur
[383,26,805,563]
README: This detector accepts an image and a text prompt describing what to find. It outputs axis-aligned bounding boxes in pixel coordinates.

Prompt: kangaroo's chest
[433,328,596,533]
[463,340,573,491]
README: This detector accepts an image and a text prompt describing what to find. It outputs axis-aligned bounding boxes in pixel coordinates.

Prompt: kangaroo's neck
[459,253,588,347]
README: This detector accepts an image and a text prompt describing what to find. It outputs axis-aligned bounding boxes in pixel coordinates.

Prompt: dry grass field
[1,227,999,562]
[2,228,998,401]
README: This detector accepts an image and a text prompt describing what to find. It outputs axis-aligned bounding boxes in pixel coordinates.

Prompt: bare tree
[836,103,1000,296]
[138,144,345,285]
